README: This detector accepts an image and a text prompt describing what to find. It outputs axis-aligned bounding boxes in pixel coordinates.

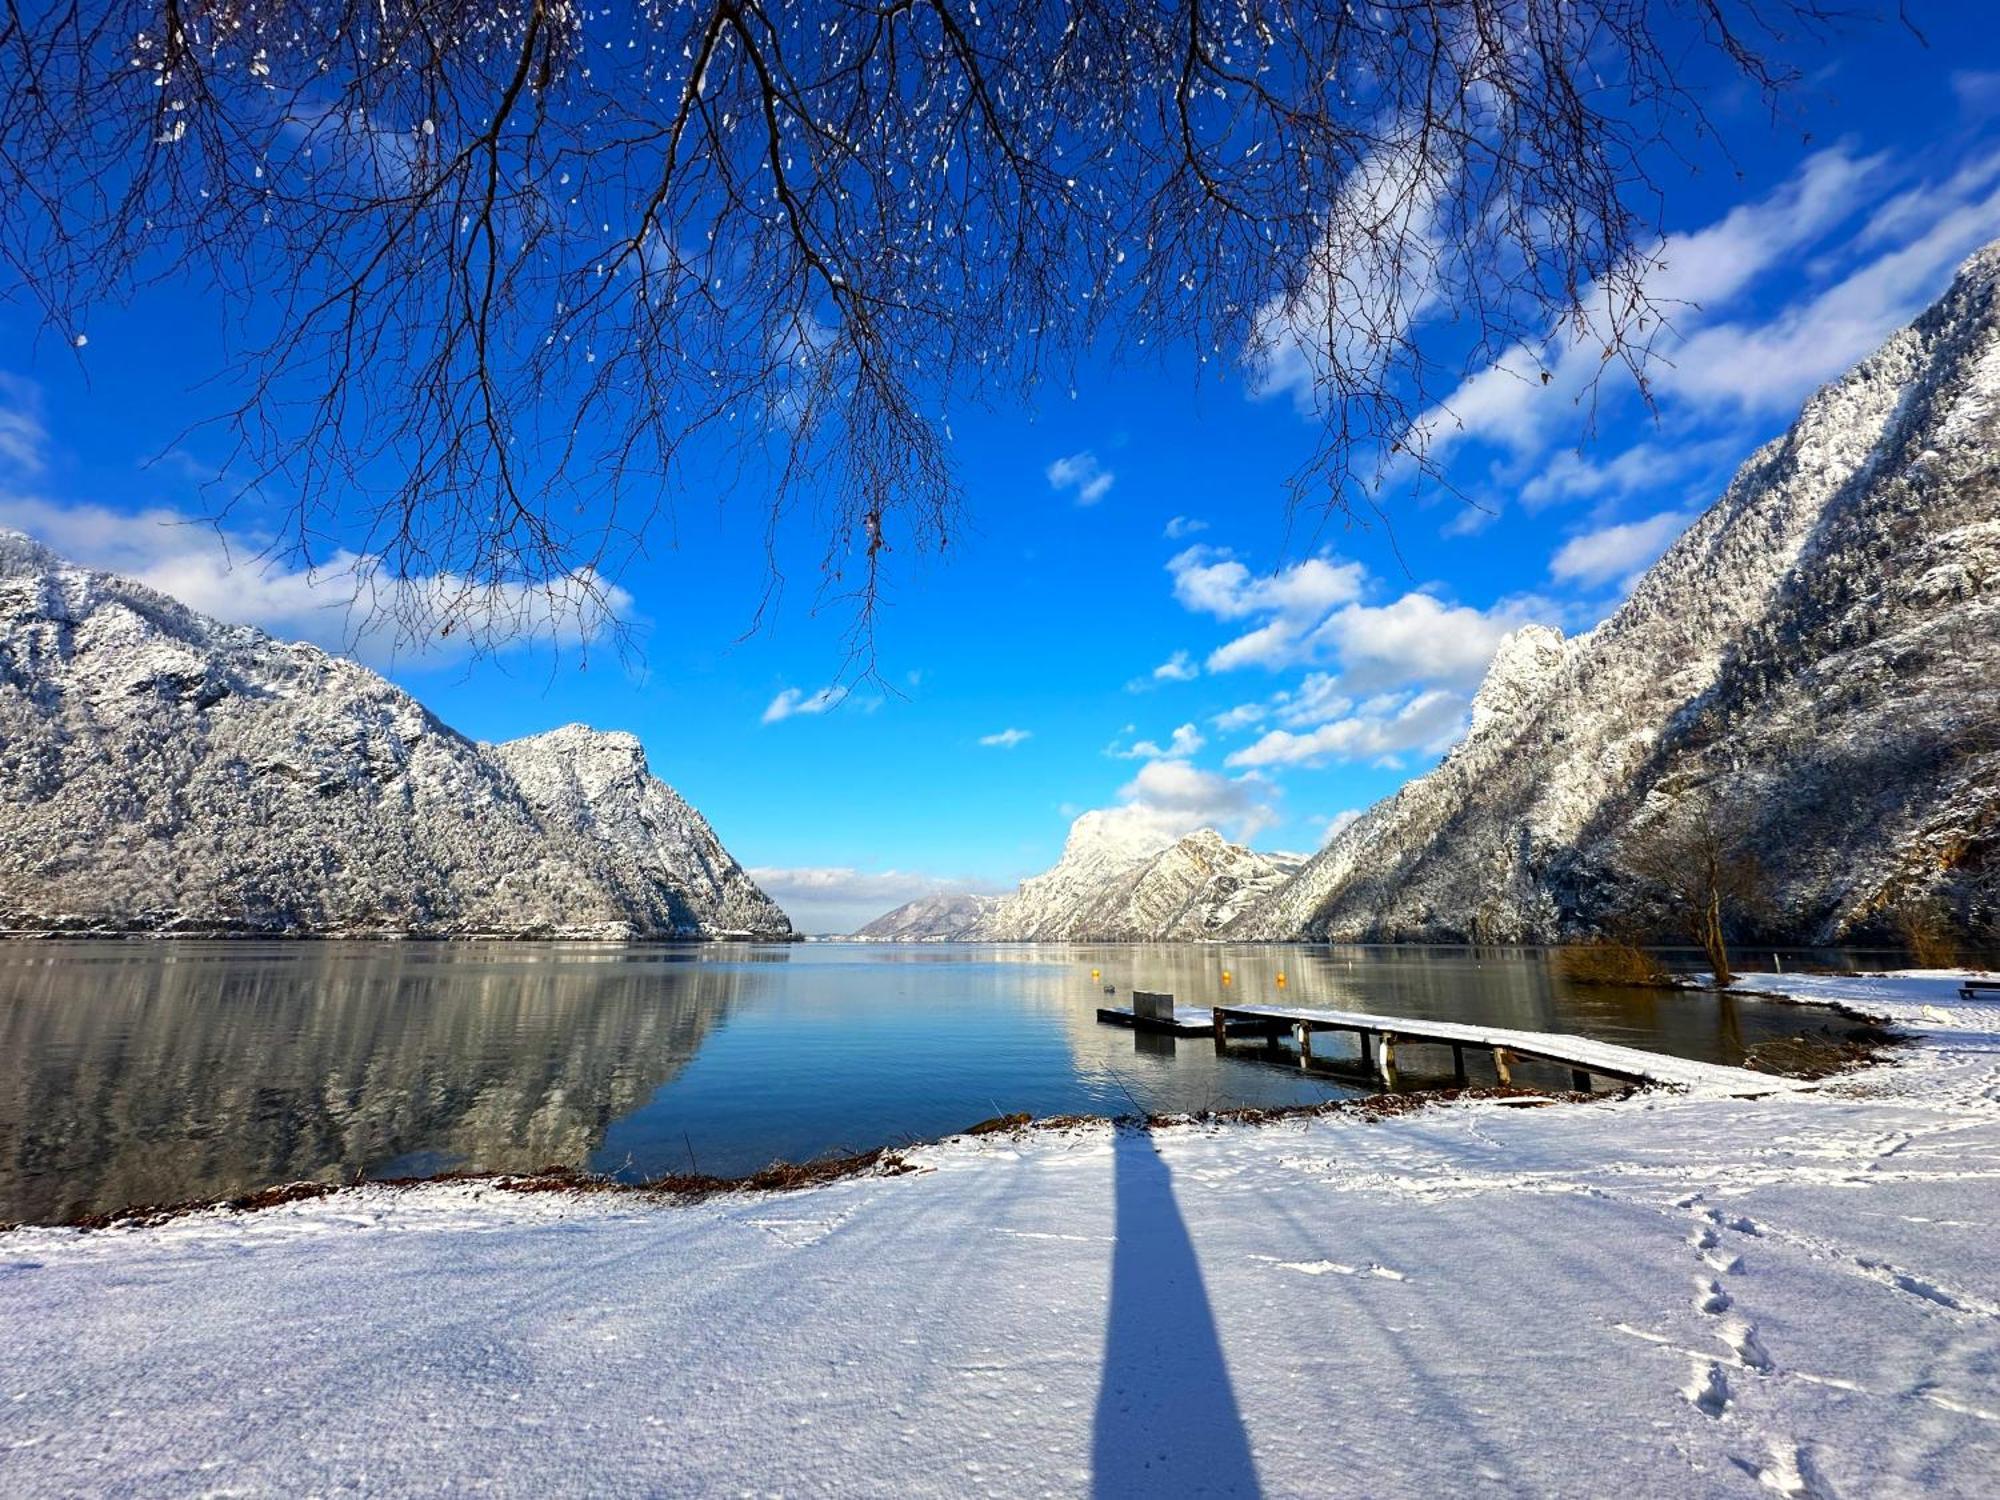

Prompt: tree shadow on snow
[1091,1125,1261,1498]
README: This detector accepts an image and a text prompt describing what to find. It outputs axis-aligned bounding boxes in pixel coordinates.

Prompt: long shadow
[1091,1125,1262,1498]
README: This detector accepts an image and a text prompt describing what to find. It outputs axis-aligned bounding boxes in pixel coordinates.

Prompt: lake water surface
[0,940,1858,1224]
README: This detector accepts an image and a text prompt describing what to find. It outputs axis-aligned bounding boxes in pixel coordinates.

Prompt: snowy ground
[3,973,1997,1498]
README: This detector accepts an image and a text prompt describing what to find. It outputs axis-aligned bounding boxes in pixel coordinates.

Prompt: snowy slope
[0,534,789,939]
[851,891,1005,940]
[3,971,1995,1497]
[1236,243,2000,944]
[961,815,1304,941]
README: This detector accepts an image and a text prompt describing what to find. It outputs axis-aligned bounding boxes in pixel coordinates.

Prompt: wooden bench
[1959,979,2000,1001]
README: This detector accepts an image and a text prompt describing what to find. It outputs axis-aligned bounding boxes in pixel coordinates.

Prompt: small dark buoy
[1102,984,1116,995]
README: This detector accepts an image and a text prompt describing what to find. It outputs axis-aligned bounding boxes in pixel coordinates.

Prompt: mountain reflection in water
[1,941,1855,1224]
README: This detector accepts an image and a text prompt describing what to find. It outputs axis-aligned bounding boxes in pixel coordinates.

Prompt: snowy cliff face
[491,727,791,938]
[850,892,1005,941]
[958,816,1304,941]
[1234,244,2000,944]
[0,537,789,938]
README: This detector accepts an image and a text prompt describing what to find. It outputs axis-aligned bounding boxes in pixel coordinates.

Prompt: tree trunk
[1703,888,1734,988]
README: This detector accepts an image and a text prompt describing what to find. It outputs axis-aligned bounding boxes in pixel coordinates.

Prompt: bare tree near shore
[0,0,1844,658]
[1622,790,1768,986]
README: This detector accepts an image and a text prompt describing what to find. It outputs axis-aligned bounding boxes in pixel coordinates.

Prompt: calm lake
[0,940,1860,1224]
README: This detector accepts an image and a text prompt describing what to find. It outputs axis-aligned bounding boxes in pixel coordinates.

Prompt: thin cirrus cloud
[1045,450,1115,505]
[978,727,1032,748]
[762,685,843,723]
[1413,138,2000,473]
[1163,515,1208,539]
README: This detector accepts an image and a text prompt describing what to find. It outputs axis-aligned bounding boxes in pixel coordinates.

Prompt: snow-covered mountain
[851,892,1005,941]
[927,814,1303,941]
[1233,243,2000,945]
[0,533,790,939]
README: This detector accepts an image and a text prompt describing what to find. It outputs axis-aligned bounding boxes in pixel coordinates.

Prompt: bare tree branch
[0,0,1843,664]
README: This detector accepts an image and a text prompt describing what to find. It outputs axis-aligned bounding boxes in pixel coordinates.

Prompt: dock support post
[1451,1043,1467,1085]
[1379,1033,1399,1087]
[1212,1008,1228,1051]
[1493,1047,1515,1086]
[1294,1022,1313,1063]
[1570,1068,1592,1092]
[1357,1030,1373,1073]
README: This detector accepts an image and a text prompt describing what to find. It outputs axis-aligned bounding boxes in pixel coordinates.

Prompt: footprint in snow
[1683,1359,1730,1418]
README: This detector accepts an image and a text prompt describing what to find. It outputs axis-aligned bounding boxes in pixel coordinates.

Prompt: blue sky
[4,11,1999,930]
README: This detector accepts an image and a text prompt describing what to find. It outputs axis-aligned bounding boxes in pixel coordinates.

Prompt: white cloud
[1046,450,1115,506]
[1075,757,1279,848]
[979,727,1032,748]
[1207,588,1537,687]
[1225,688,1467,768]
[746,866,1010,934]
[0,375,48,476]
[1151,649,1199,683]
[1168,546,1366,621]
[1952,69,2000,121]
[0,492,628,668]
[1517,439,1734,513]
[1210,701,1268,733]
[1411,146,1885,463]
[1163,515,1208,539]
[1110,722,1205,760]
[761,685,849,723]
[1660,156,2000,412]
[1246,138,1450,416]
[1549,511,1693,590]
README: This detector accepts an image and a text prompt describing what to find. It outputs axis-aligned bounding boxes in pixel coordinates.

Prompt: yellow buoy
[1221,970,1232,986]
[1090,968,1100,980]
[1276,971,1287,988]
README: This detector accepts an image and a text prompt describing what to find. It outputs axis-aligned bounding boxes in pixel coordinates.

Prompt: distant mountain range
[855,818,1302,941]
[0,533,791,939]
[855,244,2000,946]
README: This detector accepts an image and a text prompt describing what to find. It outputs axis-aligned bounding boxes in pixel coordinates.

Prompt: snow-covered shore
[3,973,1996,1497]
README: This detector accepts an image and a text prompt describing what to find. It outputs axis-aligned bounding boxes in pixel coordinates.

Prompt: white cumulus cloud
[979,727,1032,748]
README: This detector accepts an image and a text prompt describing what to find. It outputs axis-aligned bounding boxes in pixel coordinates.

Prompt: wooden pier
[1210,1003,1793,1097]
[1097,990,1265,1037]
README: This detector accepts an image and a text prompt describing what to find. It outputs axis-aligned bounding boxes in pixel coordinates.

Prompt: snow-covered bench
[1959,980,2000,1002]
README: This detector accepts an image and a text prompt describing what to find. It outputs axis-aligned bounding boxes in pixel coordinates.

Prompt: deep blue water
[0,940,1856,1223]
